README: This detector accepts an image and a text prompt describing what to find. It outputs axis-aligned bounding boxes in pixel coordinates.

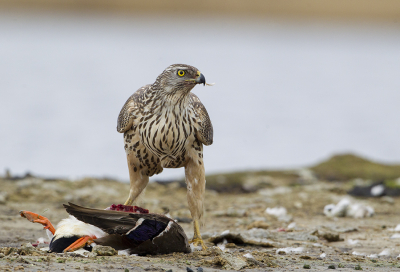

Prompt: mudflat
[0,173,399,271]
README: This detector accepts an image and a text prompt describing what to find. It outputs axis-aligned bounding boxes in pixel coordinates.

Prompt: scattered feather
[347,239,359,245]
[45,229,54,240]
[370,184,385,196]
[276,247,304,254]
[265,207,291,221]
[243,253,254,259]
[221,230,230,235]
[190,243,202,252]
[118,249,131,256]
[378,249,391,256]
[217,239,228,251]
[324,198,374,218]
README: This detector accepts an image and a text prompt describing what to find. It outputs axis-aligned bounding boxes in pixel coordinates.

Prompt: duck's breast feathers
[55,215,106,238]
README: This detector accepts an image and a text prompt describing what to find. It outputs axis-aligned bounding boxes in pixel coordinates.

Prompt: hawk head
[154,64,206,96]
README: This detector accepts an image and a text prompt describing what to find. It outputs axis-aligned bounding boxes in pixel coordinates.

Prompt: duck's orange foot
[19,211,56,235]
[64,236,96,252]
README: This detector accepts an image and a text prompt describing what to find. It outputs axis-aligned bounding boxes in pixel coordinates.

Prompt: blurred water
[1,11,400,181]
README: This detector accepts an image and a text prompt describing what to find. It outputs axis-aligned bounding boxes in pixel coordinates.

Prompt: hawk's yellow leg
[124,153,149,205]
[124,198,133,205]
[189,219,207,250]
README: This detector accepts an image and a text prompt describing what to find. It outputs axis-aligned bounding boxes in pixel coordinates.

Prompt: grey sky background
[1,11,400,181]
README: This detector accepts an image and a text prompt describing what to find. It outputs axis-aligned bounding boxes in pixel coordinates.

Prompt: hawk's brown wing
[117,85,150,133]
[190,93,213,146]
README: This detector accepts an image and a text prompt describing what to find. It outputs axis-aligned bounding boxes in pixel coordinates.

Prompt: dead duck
[20,204,150,253]
[63,202,191,255]
[20,203,190,255]
[20,210,107,253]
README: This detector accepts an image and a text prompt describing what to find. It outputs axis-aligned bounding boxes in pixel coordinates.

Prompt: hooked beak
[195,71,206,86]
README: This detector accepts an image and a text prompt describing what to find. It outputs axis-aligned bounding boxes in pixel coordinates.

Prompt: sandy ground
[1,175,400,271]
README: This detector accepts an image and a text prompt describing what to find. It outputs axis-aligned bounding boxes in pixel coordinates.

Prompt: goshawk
[117,64,213,249]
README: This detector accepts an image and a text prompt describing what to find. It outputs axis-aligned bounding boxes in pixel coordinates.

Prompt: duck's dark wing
[64,203,137,234]
[63,203,173,235]
[134,220,191,254]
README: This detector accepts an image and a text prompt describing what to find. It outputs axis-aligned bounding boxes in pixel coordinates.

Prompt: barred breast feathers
[117,82,213,163]
[140,99,193,164]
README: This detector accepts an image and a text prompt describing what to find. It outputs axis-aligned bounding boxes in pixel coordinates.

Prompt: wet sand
[1,174,399,271]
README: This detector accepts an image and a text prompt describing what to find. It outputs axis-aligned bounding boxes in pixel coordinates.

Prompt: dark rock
[348,183,400,197]
[354,264,363,270]
[18,243,41,256]
[300,255,312,260]
[212,252,247,270]
[314,229,343,242]
[0,247,17,256]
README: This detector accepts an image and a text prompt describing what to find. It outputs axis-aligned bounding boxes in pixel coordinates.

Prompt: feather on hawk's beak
[195,71,206,86]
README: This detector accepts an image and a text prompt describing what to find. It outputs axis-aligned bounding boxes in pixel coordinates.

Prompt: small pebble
[300,255,311,260]
[328,264,336,269]
[303,264,311,269]
[186,267,194,272]
[197,268,203,272]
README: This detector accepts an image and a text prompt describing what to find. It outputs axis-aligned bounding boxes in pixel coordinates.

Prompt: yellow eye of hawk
[177,70,185,77]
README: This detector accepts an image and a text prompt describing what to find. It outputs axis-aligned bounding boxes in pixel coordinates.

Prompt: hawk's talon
[189,238,207,250]
[124,198,134,206]
[191,219,206,250]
